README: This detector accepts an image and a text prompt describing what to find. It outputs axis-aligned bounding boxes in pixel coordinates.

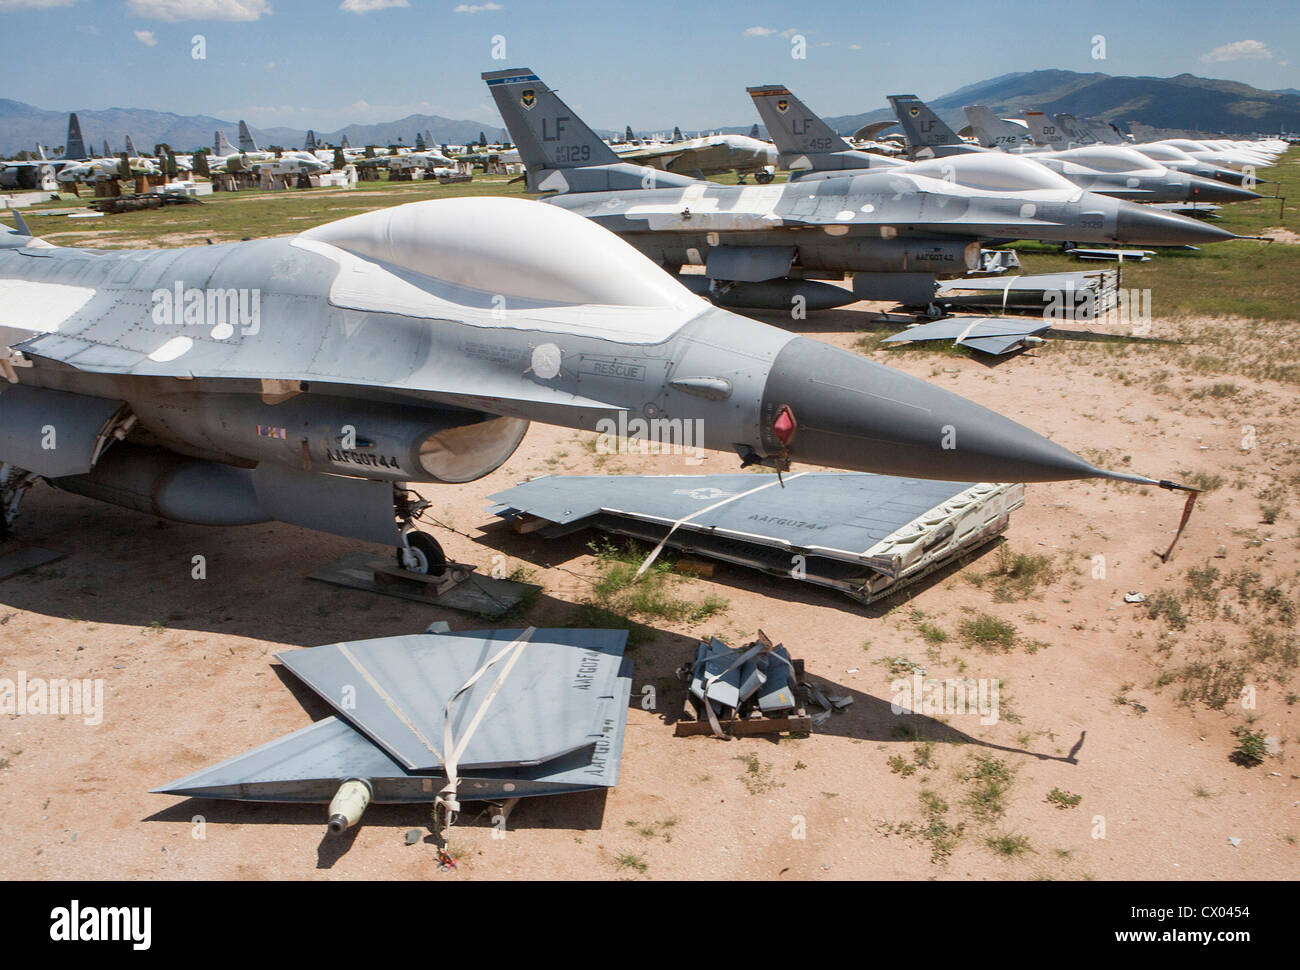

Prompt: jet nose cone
[1188,175,1260,203]
[1115,203,1237,246]
[760,338,1111,483]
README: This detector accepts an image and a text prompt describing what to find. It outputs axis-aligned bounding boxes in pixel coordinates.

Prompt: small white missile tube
[327,778,373,834]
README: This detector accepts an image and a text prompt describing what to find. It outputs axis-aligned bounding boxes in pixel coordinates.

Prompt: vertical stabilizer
[962,105,1032,149]
[749,85,852,155]
[64,113,87,160]
[888,95,962,150]
[1022,110,1065,148]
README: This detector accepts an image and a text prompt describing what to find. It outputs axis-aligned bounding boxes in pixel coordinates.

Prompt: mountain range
[812,70,1300,137]
[3,69,1298,156]
[0,100,505,156]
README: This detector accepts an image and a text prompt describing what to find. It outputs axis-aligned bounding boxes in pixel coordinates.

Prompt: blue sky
[1,0,1297,131]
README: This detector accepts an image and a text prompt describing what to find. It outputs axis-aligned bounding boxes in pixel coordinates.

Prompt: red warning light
[772,404,797,446]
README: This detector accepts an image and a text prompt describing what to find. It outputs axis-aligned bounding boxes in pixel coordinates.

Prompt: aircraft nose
[1114,203,1237,246]
[1204,165,1250,186]
[759,337,1120,483]
[1188,175,1260,203]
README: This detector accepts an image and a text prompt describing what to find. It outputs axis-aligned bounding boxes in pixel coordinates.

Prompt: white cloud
[134,28,157,45]
[743,26,775,36]
[127,0,271,21]
[1200,39,1275,63]
[0,0,80,9]
[453,2,500,12]
[340,0,408,11]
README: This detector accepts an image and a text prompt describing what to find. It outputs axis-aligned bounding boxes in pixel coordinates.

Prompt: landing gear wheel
[397,531,447,577]
[755,171,774,184]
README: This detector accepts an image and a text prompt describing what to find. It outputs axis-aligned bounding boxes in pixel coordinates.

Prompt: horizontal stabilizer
[277,629,629,771]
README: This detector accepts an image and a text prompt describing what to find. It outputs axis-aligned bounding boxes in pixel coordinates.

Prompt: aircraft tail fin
[341,134,350,149]
[305,130,318,153]
[7,206,33,237]
[749,123,760,139]
[672,126,683,143]
[888,95,962,150]
[1022,109,1065,148]
[748,85,851,156]
[124,134,137,157]
[1052,114,1094,145]
[962,105,1030,149]
[103,139,111,158]
[64,113,87,161]
[482,67,623,189]
[1084,117,1124,144]
[215,130,236,156]
[238,120,259,153]
[624,124,633,142]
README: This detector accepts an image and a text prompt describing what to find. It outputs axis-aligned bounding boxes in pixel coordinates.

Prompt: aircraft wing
[16,327,625,417]
[617,143,691,167]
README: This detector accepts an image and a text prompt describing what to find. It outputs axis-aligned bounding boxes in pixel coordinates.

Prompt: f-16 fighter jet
[966,109,1258,188]
[486,69,1236,311]
[615,130,778,183]
[0,199,1190,571]
[869,96,1257,204]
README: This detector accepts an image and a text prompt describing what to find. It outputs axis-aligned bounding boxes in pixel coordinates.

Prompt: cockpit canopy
[904,153,1077,192]
[300,196,699,310]
[1047,146,1164,173]
[1133,144,1196,163]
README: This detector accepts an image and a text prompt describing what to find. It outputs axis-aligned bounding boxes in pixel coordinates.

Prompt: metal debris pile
[676,631,851,738]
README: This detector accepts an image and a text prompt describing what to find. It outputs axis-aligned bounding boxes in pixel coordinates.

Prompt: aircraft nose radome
[1188,176,1260,203]
[1114,204,1237,246]
[761,338,1109,483]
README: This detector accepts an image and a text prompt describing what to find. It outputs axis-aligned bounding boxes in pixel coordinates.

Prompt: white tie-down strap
[435,626,537,821]
[632,472,809,580]
[1000,276,1017,315]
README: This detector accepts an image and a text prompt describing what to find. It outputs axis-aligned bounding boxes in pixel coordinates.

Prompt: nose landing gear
[397,529,447,577]
[393,487,448,577]
[0,464,38,540]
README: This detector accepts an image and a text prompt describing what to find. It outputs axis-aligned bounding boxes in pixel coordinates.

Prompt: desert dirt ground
[1,282,1296,882]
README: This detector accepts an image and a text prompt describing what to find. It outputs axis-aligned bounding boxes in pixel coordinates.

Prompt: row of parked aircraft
[476,68,1282,311]
[511,87,1284,202]
[0,68,1286,573]
[0,114,463,189]
[755,88,1281,203]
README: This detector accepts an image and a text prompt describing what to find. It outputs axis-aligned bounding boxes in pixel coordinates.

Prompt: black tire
[755,171,774,184]
[396,531,447,577]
